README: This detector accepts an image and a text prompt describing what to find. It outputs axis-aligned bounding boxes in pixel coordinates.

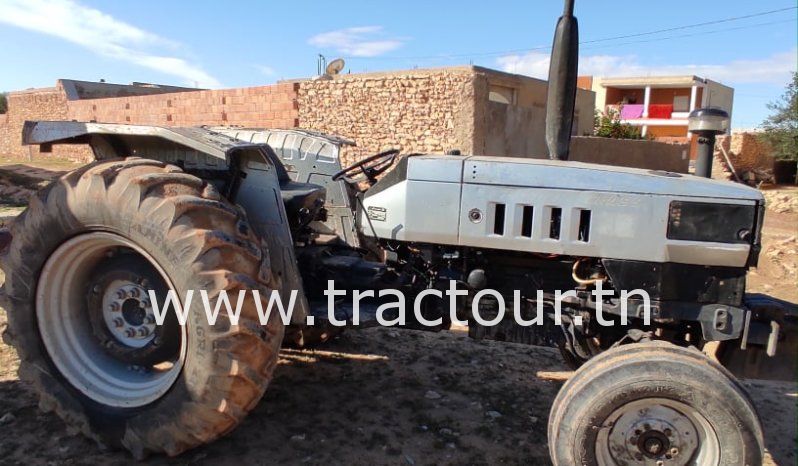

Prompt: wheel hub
[606,401,706,465]
[639,431,670,457]
[100,280,156,348]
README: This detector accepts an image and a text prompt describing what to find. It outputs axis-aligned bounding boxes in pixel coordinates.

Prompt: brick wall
[67,82,299,128]
[0,82,299,163]
[297,69,476,166]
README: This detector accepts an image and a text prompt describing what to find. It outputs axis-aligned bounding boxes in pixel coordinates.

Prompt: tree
[760,72,797,161]
[593,108,643,140]
[0,92,7,114]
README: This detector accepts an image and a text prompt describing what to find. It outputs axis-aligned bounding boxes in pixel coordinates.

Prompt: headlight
[667,201,756,244]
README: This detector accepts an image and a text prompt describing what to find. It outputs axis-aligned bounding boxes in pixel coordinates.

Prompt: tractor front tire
[548,341,764,465]
[1,158,284,458]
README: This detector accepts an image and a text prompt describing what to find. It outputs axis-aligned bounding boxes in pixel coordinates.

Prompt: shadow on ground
[0,327,794,465]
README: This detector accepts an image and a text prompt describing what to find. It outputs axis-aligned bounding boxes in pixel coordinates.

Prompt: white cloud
[497,49,798,85]
[308,26,405,57]
[0,0,220,88]
[254,65,276,76]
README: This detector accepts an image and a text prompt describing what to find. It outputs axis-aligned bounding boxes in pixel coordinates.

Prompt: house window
[488,84,516,105]
[673,95,689,112]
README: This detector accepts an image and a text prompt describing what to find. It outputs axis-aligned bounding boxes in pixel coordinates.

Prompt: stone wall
[296,66,596,165]
[715,132,774,173]
[0,85,92,162]
[297,69,476,167]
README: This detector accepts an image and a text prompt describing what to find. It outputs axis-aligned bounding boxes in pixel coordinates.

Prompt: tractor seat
[279,180,326,230]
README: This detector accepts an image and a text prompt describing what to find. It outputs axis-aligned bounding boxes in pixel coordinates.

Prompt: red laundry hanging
[648,104,673,119]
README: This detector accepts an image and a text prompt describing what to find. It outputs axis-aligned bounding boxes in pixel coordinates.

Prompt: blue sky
[0,0,795,128]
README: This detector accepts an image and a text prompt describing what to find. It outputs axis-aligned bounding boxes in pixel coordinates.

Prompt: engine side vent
[549,207,562,240]
[493,203,506,235]
[578,209,591,242]
[521,205,534,238]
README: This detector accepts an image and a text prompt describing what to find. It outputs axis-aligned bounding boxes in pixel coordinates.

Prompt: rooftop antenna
[545,0,579,161]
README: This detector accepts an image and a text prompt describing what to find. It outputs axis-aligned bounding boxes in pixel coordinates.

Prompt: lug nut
[116,290,127,299]
[113,317,124,328]
[138,327,150,337]
[670,447,679,456]
[130,288,141,298]
[109,302,120,312]
[125,328,136,338]
[145,315,156,324]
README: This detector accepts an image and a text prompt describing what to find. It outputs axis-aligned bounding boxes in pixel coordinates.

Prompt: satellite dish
[326,58,345,76]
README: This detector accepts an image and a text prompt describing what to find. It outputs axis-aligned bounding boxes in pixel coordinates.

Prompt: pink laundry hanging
[619,104,644,119]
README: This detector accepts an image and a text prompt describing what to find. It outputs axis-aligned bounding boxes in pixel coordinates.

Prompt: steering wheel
[331,149,400,184]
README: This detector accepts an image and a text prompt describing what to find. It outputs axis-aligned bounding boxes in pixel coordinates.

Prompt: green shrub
[593,108,644,140]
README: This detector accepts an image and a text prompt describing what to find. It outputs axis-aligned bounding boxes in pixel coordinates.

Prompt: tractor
[0,1,792,464]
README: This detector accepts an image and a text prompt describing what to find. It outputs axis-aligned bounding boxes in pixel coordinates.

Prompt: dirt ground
[0,160,795,465]
[749,186,798,304]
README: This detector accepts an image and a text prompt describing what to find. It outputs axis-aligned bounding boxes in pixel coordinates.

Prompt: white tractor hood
[361,154,763,267]
[405,155,764,202]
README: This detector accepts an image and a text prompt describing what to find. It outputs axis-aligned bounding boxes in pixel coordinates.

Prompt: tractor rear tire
[0,158,284,458]
[547,341,764,465]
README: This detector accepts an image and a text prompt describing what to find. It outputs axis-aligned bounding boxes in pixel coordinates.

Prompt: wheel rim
[36,232,186,409]
[597,398,720,466]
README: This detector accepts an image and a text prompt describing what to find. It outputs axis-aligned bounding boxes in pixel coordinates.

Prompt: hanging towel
[648,104,673,119]
[619,104,644,119]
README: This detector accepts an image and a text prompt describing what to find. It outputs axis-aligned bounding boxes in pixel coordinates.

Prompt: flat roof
[280,65,548,85]
[597,75,702,88]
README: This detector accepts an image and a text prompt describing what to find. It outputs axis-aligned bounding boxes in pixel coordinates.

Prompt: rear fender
[230,148,309,324]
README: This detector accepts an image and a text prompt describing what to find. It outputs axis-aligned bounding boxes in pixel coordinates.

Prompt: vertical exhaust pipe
[545,0,579,161]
